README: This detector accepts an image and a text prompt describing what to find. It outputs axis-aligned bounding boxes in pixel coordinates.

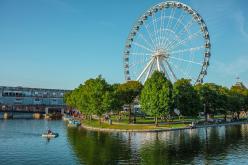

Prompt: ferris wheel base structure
[123,1,211,84]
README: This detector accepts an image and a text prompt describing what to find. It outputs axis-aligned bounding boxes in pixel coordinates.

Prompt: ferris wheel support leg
[136,58,154,81]
[156,57,161,72]
[165,60,177,81]
[160,61,170,81]
[144,59,155,82]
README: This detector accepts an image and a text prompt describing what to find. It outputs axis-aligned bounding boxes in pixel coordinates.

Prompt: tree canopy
[116,81,143,123]
[64,73,248,124]
[140,71,173,125]
[173,79,200,116]
[116,81,143,105]
[64,76,114,120]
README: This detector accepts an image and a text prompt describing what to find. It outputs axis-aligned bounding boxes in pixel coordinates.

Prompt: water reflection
[67,125,248,165]
[67,128,138,165]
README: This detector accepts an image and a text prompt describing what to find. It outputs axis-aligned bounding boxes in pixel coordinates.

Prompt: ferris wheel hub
[153,49,168,59]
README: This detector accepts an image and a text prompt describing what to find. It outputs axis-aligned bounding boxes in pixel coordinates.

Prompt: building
[0,86,70,112]
[233,77,247,89]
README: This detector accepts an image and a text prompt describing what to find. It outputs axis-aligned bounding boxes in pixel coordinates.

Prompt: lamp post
[204,103,207,122]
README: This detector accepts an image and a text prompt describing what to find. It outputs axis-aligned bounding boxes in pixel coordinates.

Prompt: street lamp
[203,103,207,122]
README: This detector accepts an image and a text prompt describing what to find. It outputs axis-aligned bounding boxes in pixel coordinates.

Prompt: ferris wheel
[123,1,211,84]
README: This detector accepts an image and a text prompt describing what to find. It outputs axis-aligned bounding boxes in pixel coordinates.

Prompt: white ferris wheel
[123,1,211,84]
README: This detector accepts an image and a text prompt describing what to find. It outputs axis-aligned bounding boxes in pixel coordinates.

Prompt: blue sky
[0,0,248,89]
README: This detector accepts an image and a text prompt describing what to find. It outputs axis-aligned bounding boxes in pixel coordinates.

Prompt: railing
[0,104,67,113]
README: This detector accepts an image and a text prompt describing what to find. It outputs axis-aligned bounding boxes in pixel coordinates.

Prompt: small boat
[63,115,73,121]
[68,119,81,127]
[42,133,59,138]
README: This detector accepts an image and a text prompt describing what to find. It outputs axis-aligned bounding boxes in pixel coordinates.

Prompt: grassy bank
[109,115,199,124]
[81,119,189,130]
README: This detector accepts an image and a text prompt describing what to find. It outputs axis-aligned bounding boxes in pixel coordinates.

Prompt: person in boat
[47,129,52,135]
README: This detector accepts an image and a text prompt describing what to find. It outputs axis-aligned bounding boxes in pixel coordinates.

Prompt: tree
[244,90,248,111]
[64,87,81,110]
[65,76,114,123]
[173,79,200,117]
[194,83,219,121]
[109,83,123,116]
[64,91,73,108]
[215,86,229,120]
[83,76,113,123]
[117,81,143,123]
[140,71,173,126]
[229,85,247,119]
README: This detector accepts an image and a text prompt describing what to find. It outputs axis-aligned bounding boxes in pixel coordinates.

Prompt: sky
[0,0,248,90]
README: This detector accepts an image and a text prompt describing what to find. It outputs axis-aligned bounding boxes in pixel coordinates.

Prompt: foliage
[194,83,219,115]
[64,73,248,124]
[214,86,229,116]
[140,71,173,125]
[64,75,114,119]
[116,81,143,105]
[229,85,247,118]
[116,81,143,123]
[172,79,200,116]
[64,87,82,110]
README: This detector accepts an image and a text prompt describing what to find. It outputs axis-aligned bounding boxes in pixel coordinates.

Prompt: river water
[0,119,248,165]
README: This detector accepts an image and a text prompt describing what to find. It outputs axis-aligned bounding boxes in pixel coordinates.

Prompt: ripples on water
[1,119,248,165]
[0,120,80,165]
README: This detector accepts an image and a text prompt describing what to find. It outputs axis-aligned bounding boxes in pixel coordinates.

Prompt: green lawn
[110,115,199,124]
[82,119,189,130]
[81,114,232,131]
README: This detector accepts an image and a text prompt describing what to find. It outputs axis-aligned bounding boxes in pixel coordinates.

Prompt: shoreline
[80,120,248,133]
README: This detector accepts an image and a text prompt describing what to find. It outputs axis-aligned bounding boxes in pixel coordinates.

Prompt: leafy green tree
[83,76,113,123]
[173,79,200,117]
[194,83,219,121]
[110,83,124,116]
[244,90,248,111]
[215,86,229,120]
[228,92,242,119]
[64,91,73,107]
[64,87,81,110]
[229,85,247,119]
[140,71,173,126]
[117,81,143,123]
[65,76,114,122]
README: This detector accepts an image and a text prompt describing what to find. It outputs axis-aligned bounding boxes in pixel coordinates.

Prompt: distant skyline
[0,0,248,89]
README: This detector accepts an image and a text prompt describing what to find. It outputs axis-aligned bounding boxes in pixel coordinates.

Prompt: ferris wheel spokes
[160,7,176,48]
[169,56,202,65]
[132,41,154,53]
[169,46,204,56]
[144,22,157,50]
[124,1,211,84]
[167,30,202,51]
[137,32,156,51]
[165,17,195,50]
